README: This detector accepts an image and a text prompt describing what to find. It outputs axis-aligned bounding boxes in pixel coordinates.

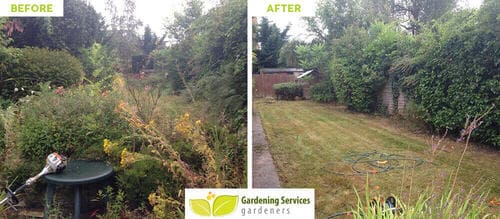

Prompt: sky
[86,0,219,35]
[84,0,484,39]
[268,0,484,42]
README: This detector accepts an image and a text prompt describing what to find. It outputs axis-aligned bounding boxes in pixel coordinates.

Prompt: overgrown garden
[0,0,246,217]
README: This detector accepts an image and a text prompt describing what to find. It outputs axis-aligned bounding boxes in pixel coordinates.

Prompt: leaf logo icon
[189,194,238,217]
[190,199,211,216]
[212,195,238,216]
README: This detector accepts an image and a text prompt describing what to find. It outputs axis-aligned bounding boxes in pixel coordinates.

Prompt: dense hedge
[309,80,336,103]
[406,5,499,147]
[273,82,303,100]
[0,47,84,100]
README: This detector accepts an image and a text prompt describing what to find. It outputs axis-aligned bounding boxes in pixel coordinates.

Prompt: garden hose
[327,151,424,176]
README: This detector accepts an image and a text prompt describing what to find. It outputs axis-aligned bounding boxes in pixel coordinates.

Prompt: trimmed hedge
[273,82,303,100]
[407,7,499,147]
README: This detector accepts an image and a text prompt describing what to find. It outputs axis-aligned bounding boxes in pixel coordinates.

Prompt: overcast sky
[86,0,219,35]
[269,0,484,42]
[85,0,484,39]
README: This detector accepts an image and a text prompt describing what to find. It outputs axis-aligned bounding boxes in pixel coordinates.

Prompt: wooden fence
[253,73,297,98]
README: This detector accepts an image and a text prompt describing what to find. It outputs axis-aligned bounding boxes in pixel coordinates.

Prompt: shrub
[273,82,303,100]
[18,83,130,162]
[309,81,336,103]
[117,158,179,209]
[79,43,118,87]
[1,47,84,101]
[330,23,409,113]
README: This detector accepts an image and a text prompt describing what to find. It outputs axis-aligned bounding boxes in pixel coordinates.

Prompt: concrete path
[252,112,280,188]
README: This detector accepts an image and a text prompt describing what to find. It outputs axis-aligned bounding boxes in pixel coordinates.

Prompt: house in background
[253,68,304,98]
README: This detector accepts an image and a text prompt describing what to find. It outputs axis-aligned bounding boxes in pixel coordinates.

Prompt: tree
[278,40,303,67]
[393,0,457,34]
[303,0,362,44]
[164,0,203,44]
[156,0,204,94]
[104,0,143,72]
[295,43,330,72]
[11,0,105,55]
[255,17,289,70]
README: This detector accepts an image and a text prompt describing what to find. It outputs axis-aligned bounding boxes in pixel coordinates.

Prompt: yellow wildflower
[103,139,111,155]
[120,148,136,167]
[174,112,193,137]
[195,119,202,127]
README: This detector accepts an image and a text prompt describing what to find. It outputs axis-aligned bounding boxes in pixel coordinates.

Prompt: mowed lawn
[254,100,500,218]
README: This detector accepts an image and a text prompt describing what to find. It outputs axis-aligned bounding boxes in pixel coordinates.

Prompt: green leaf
[212,195,238,216]
[190,199,211,216]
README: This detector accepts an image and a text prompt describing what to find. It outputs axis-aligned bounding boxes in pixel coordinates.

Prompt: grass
[254,100,500,218]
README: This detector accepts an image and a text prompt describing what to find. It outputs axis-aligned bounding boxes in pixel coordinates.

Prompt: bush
[273,82,303,100]
[309,81,335,103]
[79,43,118,87]
[330,23,409,113]
[0,47,84,100]
[18,83,130,162]
[117,158,179,209]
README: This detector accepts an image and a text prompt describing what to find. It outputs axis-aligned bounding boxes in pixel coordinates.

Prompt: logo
[186,189,315,218]
[189,192,238,217]
[0,0,64,17]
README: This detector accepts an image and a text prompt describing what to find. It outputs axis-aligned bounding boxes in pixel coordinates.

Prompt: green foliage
[165,0,203,43]
[309,80,336,103]
[152,47,185,93]
[295,43,330,73]
[11,0,105,55]
[352,177,491,218]
[330,23,407,113]
[273,82,303,100]
[204,124,247,187]
[303,0,364,43]
[407,5,499,146]
[117,158,178,209]
[96,186,127,219]
[176,0,247,128]
[0,111,5,153]
[79,43,118,86]
[255,17,289,70]
[393,0,457,34]
[278,40,303,67]
[18,84,130,162]
[1,47,84,101]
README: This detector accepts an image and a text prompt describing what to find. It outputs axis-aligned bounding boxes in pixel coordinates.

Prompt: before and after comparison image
[0,0,498,218]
